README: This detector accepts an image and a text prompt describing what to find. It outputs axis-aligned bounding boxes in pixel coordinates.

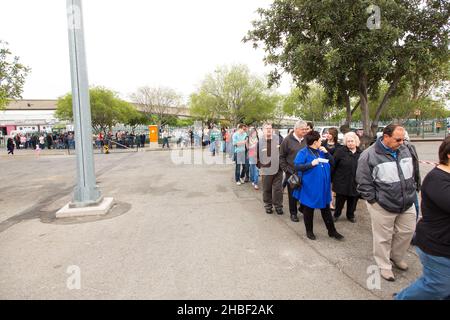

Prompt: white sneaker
[240,178,245,184]
[236,182,242,186]
[254,184,259,190]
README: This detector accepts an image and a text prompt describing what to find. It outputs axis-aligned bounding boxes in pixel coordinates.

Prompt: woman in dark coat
[322,127,342,210]
[332,132,362,223]
[7,138,15,155]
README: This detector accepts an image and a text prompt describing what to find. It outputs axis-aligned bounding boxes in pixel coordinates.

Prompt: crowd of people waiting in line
[94,131,147,150]
[5,121,449,299]
[6,132,76,154]
[224,120,449,300]
[5,131,150,155]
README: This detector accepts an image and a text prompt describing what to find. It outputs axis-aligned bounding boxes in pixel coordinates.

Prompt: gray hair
[343,132,360,147]
[294,120,307,130]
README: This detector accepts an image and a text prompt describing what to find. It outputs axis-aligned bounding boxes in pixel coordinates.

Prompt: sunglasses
[394,138,404,142]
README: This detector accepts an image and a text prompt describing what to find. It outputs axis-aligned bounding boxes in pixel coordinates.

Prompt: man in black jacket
[280,120,308,222]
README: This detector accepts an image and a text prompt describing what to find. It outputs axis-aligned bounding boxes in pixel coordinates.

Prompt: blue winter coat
[293,147,333,209]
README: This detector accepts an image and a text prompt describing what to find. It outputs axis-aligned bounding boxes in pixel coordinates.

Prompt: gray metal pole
[66,0,102,207]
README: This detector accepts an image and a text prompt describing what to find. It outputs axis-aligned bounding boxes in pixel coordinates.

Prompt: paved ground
[0,141,442,300]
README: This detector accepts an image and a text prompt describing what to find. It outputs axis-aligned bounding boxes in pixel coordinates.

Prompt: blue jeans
[395,247,450,300]
[210,141,219,155]
[250,164,259,185]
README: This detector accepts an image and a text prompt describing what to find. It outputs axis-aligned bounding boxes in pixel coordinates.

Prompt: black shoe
[329,231,344,240]
[347,217,356,223]
[306,232,316,240]
[290,214,299,222]
[276,209,284,215]
[265,208,273,214]
[333,216,339,223]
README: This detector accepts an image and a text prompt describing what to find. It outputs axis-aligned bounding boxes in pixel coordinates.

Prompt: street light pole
[66,0,102,207]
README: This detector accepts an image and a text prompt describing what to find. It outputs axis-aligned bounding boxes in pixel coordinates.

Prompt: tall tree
[56,87,140,134]
[189,65,279,126]
[130,86,182,127]
[352,81,450,123]
[245,0,449,146]
[0,41,31,110]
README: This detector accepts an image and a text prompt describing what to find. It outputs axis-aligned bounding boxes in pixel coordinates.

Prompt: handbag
[287,171,302,190]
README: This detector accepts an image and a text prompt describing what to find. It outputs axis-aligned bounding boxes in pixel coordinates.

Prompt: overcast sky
[1,0,293,102]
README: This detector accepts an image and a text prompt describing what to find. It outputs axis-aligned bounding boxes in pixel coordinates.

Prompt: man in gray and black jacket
[356,124,417,282]
[280,120,308,222]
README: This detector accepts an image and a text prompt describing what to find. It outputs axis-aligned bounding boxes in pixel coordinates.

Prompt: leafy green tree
[245,0,449,145]
[189,90,220,124]
[122,104,148,132]
[56,87,140,134]
[283,84,337,121]
[189,65,279,126]
[350,79,450,123]
[0,41,31,109]
[176,118,195,127]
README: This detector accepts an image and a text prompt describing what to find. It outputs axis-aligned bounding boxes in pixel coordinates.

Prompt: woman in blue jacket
[293,131,344,241]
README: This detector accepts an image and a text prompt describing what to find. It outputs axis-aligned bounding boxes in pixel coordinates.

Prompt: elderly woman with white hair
[332,132,363,223]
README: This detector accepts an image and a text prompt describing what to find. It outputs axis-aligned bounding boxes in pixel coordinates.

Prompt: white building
[0,100,59,136]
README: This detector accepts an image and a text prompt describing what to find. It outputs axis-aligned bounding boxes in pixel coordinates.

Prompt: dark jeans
[286,173,302,216]
[234,163,249,181]
[234,152,248,182]
[334,194,359,219]
[262,169,283,210]
[302,205,336,234]
[241,163,249,180]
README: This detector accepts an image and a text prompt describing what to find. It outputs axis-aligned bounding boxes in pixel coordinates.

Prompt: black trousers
[286,174,302,216]
[302,205,336,234]
[334,194,359,219]
[240,163,249,180]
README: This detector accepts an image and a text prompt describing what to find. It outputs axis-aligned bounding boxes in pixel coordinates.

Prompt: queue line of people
[230,121,450,299]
